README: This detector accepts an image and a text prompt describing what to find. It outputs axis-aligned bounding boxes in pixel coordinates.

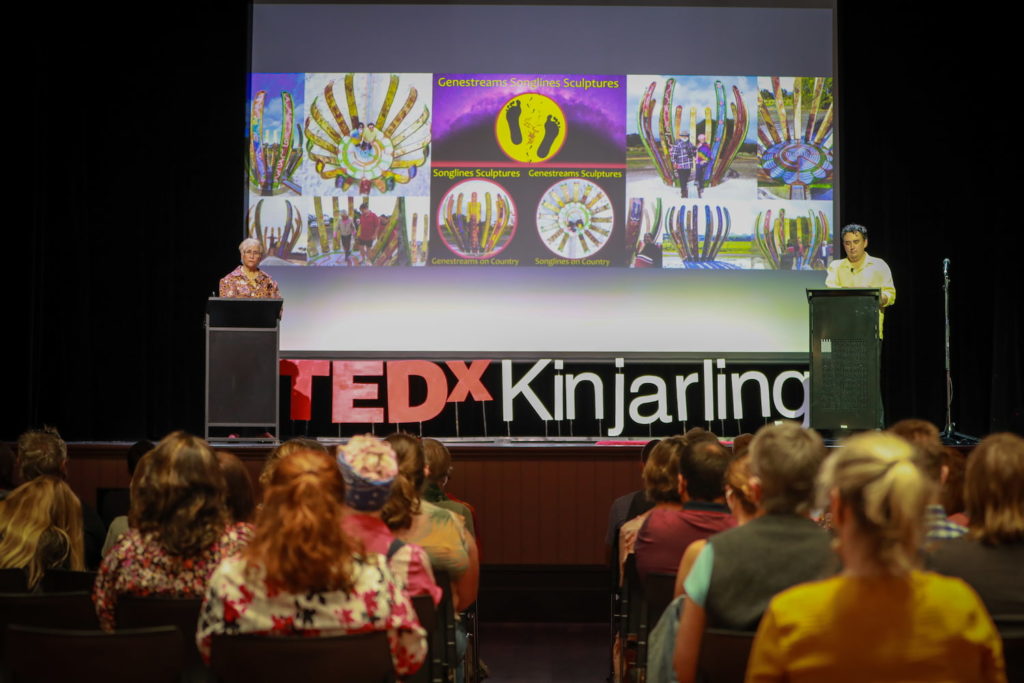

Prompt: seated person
[338,435,442,604]
[634,436,735,581]
[928,432,1024,615]
[102,439,154,556]
[744,432,1004,682]
[605,439,659,572]
[674,422,836,683]
[17,428,106,569]
[93,431,251,630]
[0,476,85,589]
[216,451,256,525]
[383,433,479,612]
[421,438,475,537]
[197,448,426,677]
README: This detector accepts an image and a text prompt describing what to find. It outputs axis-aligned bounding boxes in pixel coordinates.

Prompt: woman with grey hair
[218,238,281,298]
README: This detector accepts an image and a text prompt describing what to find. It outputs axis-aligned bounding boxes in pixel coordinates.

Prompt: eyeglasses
[243,250,262,256]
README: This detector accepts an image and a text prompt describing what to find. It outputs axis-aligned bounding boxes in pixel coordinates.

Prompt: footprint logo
[495,93,566,163]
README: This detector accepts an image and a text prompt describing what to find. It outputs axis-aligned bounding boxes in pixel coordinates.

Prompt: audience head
[422,438,452,488]
[724,453,758,519]
[750,422,827,515]
[126,439,154,477]
[16,428,68,482]
[678,438,731,501]
[818,432,929,574]
[129,431,228,556]
[642,436,687,504]
[259,438,328,490]
[247,448,356,594]
[963,432,1024,545]
[216,451,256,523]
[639,439,660,466]
[337,435,398,512]
[0,443,15,491]
[381,433,425,531]
[732,433,754,459]
[940,446,967,517]
[0,476,85,587]
[886,418,941,447]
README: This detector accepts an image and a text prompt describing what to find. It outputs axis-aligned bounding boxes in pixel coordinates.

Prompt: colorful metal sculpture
[537,179,613,259]
[440,187,514,259]
[637,79,748,189]
[249,91,303,196]
[305,74,430,194]
[666,204,736,269]
[758,77,833,200]
[247,199,303,260]
[753,208,828,270]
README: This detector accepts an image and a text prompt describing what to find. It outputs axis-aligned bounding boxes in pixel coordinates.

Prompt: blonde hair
[964,432,1024,545]
[818,432,931,574]
[0,476,85,588]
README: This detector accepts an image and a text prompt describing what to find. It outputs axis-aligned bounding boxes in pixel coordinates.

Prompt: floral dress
[218,266,281,299]
[196,553,427,677]
[92,523,253,631]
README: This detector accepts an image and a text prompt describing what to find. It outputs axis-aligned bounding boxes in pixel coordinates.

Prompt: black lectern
[806,288,881,432]
[205,297,283,441]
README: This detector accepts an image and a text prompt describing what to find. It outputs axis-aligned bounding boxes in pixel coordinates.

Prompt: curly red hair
[244,449,360,593]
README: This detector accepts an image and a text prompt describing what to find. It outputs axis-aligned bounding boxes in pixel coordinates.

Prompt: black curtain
[12,2,1021,442]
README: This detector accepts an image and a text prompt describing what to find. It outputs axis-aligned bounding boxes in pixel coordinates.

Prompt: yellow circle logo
[495,93,567,163]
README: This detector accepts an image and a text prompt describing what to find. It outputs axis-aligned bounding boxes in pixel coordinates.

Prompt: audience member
[731,433,754,458]
[617,436,686,582]
[338,435,442,604]
[605,439,660,558]
[101,439,154,556]
[928,432,1024,615]
[383,433,479,611]
[887,419,967,542]
[16,428,106,568]
[744,432,1004,682]
[196,447,427,676]
[216,451,256,524]
[93,431,251,630]
[0,476,85,588]
[646,452,758,682]
[422,438,476,537]
[942,446,969,526]
[257,437,328,493]
[673,422,835,683]
[634,435,735,581]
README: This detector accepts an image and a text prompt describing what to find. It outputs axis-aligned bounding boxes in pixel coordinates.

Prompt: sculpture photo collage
[246,73,834,270]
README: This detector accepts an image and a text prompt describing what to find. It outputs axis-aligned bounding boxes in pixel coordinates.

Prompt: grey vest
[705,514,837,631]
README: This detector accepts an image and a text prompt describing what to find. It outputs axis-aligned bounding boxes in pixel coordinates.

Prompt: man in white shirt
[825,224,895,337]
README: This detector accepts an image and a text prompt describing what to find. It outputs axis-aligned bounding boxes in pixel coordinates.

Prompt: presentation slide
[247,2,835,357]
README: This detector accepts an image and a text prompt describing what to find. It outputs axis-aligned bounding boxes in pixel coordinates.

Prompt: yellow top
[825,253,895,337]
[746,570,1006,683]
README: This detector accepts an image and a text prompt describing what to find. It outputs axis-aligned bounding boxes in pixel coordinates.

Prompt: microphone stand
[940,258,979,445]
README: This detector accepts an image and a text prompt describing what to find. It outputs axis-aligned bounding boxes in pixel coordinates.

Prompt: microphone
[943,258,949,275]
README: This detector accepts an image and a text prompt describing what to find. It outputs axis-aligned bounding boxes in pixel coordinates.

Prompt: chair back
[210,631,394,683]
[0,591,98,659]
[644,572,677,627]
[0,568,29,593]
[696,628,756,683]
[116,595,204,672]
[430,569,460,683]
[3,624,182,683]
[39,570,98,593]
[993,614,1024,683]
[407,595,438,683]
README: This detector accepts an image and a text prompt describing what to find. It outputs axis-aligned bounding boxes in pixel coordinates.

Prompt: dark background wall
[13,2,1021,442]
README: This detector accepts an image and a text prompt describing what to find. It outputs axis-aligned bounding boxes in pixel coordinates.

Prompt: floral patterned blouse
[218,266,281,299]
[92,523,253,631]
[196,554,427,677]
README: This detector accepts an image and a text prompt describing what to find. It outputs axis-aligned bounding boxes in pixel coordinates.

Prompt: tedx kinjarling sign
[280,358,811,438]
